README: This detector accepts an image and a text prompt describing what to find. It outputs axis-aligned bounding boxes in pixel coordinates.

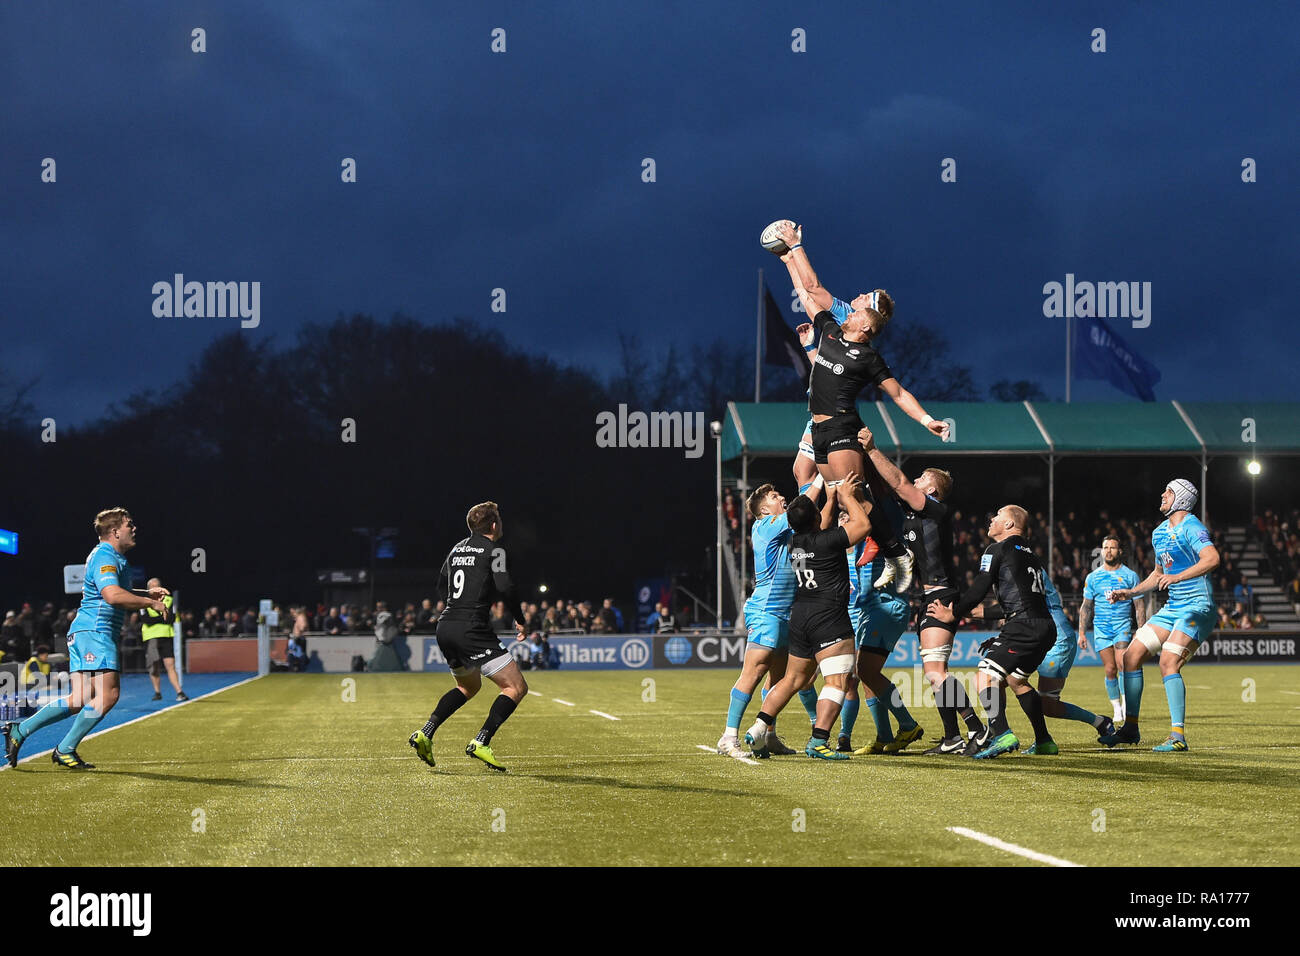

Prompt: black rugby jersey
[902,494,955,589]
[952,534,1050,620]
[436,533,525,628]
[790,526,852,607]
[808,311,893,416]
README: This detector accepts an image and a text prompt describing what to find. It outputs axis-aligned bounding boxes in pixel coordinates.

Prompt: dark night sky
[3,1,1298,426]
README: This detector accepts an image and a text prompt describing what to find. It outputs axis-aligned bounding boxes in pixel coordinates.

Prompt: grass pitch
[3,666,1298,866]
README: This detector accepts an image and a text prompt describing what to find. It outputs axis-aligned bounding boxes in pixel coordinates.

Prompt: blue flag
[1074,315,1162,401]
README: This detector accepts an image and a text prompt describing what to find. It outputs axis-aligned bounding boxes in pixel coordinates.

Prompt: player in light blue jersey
[4,508,169,770]
[1079,536,1145,722]
[718,477,827,758]
[1100,480,1219,752]
[994,573,1115,753]
[835,519,918,754]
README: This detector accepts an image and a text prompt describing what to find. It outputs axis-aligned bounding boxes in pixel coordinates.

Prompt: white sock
[724,726,738,738]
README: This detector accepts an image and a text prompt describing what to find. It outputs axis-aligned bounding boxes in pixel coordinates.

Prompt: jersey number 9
[451,568,466,599]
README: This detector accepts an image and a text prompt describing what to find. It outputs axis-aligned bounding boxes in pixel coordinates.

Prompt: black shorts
[144,638,172,670]
[919,587,960,634]
[789,602,855,659]
[436,619,510,675]
[980,616,1055,681]
[810,411,865,465]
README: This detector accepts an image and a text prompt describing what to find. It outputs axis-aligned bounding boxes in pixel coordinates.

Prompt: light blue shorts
[745,610,789,651]
[67,631,120,672]
[1091,625,1132,651]
[856,593,911,655]
[1037,633,1078,680]
[1147,603,1216,644]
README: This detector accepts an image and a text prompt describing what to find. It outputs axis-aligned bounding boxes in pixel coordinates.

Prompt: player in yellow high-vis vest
[142,577,188,702]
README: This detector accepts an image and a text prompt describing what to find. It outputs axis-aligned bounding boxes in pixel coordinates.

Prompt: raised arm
[835,473,873,546]
[857,426,925,510]
[776,222,834,315]
[878,378,949,439]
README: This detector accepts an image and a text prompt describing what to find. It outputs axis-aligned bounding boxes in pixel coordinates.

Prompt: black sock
[475,694,519,745]
[423,687,468,736]
[756,711,775,727]
[811,726,830,742]
[1015,688,1052,744]
[979,685,1010,736]
[960,707,985,735]
[935,676,963,738]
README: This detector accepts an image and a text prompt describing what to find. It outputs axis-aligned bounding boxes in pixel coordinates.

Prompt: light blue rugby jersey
[1083,564,1140,634]
[1152,514,1215,605]
[846,539,873,631]
[1041,575,1074,642]
[70,541,130,639]
[746,514,797,620]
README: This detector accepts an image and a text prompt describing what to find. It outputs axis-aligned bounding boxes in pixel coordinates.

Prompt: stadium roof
[723,401,1300,462]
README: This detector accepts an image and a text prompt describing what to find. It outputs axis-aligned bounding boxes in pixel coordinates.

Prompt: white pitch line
[589,710,620,721]
[1280,690,1300,696]
[527,691,542,697]
[551,698,575,707]
[696,743,760,766]
[1,674,265,771]
[946,827,1083,867]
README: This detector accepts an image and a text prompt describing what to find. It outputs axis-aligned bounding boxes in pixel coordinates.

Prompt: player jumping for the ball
[1099,480,1218,753]
[409,501,529,772]
[772,221,947,591]
[4,508,169,770]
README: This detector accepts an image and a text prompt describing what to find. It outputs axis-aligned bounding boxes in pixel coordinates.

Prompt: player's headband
[1164,479,1198,515]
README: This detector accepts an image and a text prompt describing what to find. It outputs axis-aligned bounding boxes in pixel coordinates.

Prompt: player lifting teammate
[4,508,169,770]
[1100,480,1219,752]
[1079,537,1144,722]
[856,427,979,754]
[717,478,827,759]
[408,501,529,772]
[744,473,872,760]
[927,506,1056,759]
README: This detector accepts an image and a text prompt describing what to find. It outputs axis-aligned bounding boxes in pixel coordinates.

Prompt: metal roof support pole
[1202,452,1208,524]
[1048,453,1055,576]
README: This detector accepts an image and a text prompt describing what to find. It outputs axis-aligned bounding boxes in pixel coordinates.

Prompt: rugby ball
[760,220,799,255]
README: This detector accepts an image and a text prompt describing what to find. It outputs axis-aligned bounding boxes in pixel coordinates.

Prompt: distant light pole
[712,420,723,629]
[1246,459,1261,524]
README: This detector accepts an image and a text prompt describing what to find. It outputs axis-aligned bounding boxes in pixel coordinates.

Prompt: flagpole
[755,269,763,403]
[1065,313,1072,403]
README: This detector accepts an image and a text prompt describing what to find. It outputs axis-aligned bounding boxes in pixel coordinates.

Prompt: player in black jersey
[856,426,985,754]
[408,501,528,772]
[774,221,948,590]
[744,473,873,760]
[927,505,1056,760]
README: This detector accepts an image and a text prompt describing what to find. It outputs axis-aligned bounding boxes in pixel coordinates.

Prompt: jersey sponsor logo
[84,652,96,663]
[832,363,844,375]
[99,565,117,574]
[1159,551,1174,569]
[847,349,860,357]
[980,554,992,572]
